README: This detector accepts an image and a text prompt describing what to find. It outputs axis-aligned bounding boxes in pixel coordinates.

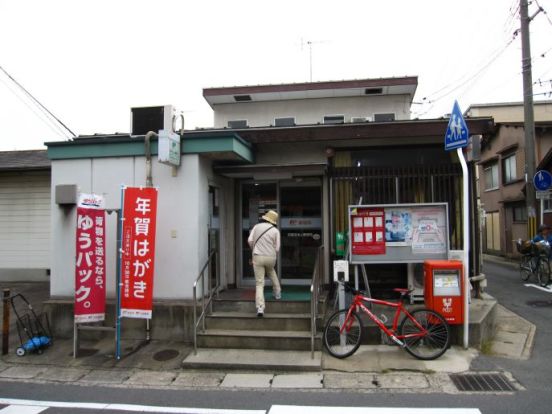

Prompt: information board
[348,203,449,264]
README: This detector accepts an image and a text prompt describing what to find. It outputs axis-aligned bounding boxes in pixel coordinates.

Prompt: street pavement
[0,260,541,414]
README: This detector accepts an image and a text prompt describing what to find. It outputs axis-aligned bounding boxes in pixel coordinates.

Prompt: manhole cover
[71,348,98,357]
[450,373,516,392]
[153,349,180,362]
[527,300,552,307]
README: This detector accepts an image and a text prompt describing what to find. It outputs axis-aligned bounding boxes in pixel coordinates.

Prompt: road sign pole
[457,148,470,350]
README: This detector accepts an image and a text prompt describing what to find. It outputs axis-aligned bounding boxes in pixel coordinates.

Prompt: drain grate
[153,349,180,362]
[450,373,516,392]
[527,300,552,307]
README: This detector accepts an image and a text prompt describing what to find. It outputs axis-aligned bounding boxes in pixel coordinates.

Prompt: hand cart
[9,293,52,356]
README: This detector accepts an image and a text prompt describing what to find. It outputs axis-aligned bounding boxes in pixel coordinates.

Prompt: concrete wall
[50,154,212,300]
[213,95,412,128]
[467,101,552,122]
[0,171,51,282]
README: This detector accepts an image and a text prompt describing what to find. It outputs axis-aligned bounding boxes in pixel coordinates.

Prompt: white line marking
[524,283,552,293]
[0,406,48,413]
[268,406,481,414]
[0,398,265,414]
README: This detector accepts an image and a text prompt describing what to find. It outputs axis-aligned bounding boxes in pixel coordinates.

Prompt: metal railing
[193,249,219,354]
[310,245,324,359]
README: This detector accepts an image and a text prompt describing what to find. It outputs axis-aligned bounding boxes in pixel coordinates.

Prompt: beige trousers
[252,255,281,310]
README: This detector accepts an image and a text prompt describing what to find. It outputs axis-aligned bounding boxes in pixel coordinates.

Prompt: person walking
[248,210,282,317]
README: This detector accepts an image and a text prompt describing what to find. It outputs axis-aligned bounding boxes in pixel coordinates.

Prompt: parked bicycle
[323,281,450,360]
[516,239,551,287]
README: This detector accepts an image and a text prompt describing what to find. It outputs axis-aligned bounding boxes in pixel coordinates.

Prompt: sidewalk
[0,276,535,392]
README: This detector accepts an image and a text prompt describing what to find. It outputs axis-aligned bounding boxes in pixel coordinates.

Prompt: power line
[0,65,76,138]
[534,0,552,26]
[0,75,71,139]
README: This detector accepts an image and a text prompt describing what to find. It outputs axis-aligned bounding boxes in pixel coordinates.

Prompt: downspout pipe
[144,131,157,188]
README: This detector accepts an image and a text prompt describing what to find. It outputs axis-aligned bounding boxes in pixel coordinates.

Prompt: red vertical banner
[75,194,106,323]
[120,187,158,319]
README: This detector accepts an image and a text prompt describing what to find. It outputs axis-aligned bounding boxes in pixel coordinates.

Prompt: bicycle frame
[340,292,428,347]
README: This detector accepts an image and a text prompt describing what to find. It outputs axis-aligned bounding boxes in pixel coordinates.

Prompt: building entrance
[240,179,322,286]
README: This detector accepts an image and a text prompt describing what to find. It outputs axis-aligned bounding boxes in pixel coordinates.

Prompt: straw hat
[262,210,278,225]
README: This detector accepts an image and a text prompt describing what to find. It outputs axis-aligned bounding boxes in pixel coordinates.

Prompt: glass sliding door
[280,179,322,284]
[240,182,278,281]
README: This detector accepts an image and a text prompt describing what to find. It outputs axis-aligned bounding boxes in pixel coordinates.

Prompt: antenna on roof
[299,38,330,82]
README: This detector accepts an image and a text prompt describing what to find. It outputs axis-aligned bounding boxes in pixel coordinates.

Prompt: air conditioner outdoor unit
[131,105,175,136]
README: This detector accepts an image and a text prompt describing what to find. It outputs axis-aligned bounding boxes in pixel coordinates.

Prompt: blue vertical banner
[444,101,469,151]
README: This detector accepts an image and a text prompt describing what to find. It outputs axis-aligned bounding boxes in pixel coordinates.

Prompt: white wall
[213,95,412,128]
[0,171,51,281]
[50,154,208,300]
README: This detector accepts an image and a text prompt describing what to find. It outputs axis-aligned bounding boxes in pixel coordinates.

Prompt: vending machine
[424,260,464,325]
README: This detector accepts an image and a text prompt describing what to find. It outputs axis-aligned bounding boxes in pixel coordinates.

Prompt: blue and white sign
[444,101,469,151]
[534,170,552,191]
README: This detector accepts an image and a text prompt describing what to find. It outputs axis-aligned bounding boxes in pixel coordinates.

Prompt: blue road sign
[534,170,552,191]
[445,101,469,151]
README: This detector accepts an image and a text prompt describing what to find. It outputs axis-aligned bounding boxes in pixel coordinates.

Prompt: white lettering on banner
[133,258,151,277]
[134,218,150,236]
[78,232,92,249]
[135,197,151,215]
[133,280,147,299]
[133,239,150,256]
[75,285,91,303]
[78,269,92,283]
[77,215,93,230]
[76,251,93,267]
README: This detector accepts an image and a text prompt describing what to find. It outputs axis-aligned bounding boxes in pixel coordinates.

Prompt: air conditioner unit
[131,105,175,136]
[350,117,371,123]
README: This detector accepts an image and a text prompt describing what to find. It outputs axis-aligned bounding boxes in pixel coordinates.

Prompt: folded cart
[9,293,52,356]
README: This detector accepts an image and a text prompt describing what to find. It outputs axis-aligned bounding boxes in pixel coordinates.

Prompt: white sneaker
[274,292,282,300]
[257,307,264,317]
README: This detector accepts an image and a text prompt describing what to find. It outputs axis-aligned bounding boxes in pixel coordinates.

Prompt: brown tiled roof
[0,150,50,171]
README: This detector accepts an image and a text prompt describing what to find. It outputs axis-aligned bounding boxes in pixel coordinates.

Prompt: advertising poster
[411,207,447,254]
[385,209,412,246]
[120,187,158,319]
[350,207,385,255]
[75,193,106,323]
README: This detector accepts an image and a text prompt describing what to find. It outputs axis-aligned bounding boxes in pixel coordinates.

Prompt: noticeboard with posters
[348,203,449,264]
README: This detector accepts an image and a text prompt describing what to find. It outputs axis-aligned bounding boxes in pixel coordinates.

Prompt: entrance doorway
[240,179,322,286]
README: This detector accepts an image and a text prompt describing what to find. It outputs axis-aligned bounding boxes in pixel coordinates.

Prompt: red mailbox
[424,260,464,325]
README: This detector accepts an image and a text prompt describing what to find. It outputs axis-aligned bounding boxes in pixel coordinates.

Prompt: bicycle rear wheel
[323,309,363,359]
[520,256,532,281]
[399,309,450,360]
[537,258,551,287]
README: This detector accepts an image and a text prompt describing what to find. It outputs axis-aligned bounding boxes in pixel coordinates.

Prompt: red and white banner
[75,193,106,323]
[120,187,158,319]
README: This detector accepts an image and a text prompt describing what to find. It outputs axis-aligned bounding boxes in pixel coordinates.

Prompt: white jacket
[248,222,280,257]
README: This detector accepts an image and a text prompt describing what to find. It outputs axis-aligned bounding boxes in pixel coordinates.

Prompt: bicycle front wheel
[520,256,532,281]
[538,259,551,287]
[323,309,363,359]
[399,309,450,360]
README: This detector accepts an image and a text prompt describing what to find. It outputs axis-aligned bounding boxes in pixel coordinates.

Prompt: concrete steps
[206,312,311,331]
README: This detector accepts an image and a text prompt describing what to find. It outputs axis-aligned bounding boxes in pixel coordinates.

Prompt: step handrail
[193,248,219,355]
[310,245,324,359]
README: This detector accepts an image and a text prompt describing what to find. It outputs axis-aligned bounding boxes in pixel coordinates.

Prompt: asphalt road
[1,258,552,413]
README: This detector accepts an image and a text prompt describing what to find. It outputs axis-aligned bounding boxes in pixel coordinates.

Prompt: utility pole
[520,0,541,237]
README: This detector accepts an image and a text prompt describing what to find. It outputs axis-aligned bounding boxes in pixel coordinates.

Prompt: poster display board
[120,187,158,319]
[74,193,106,323]
[349,203,449,264]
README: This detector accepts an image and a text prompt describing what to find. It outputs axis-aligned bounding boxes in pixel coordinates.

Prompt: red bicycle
[323,281,451,360]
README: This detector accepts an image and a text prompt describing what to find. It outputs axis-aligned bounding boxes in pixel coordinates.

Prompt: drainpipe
[144,131,157,341]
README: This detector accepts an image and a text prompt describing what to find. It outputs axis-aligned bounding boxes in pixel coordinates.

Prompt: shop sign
[75,193,106,323]
[120,187,158,319]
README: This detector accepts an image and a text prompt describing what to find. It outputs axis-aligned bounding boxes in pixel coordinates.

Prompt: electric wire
[534,0,552,26]
[0,65,76,138]
[0,75,71,140]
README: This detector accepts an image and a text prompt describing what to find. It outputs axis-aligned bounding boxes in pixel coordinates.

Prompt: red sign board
[351,207,386,255]
[75,194,106,323]
[120,187,158,319]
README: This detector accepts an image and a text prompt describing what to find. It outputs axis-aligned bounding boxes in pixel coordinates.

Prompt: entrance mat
[265,285,311,301]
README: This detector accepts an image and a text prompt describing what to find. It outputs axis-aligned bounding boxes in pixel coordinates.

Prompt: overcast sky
[1,0,551,151]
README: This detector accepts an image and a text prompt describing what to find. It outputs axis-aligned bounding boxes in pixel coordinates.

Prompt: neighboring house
[472,101,552,257]
[0,150,51,281]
